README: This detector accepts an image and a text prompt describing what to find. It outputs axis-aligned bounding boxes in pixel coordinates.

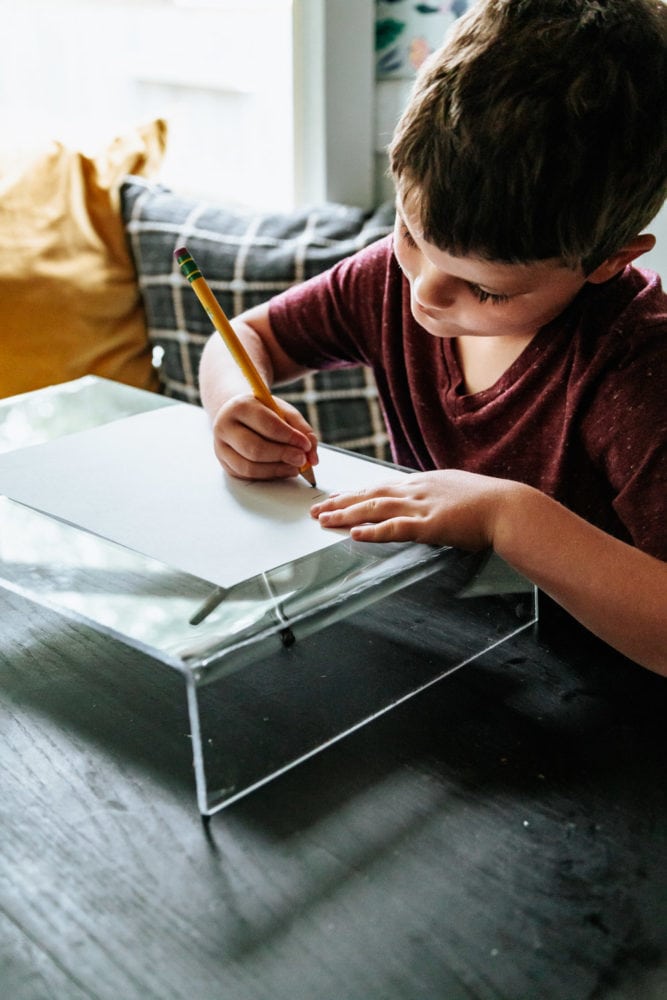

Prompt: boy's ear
[586,233,656,284]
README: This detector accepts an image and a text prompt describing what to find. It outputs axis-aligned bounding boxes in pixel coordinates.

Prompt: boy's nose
[413,266,457,311]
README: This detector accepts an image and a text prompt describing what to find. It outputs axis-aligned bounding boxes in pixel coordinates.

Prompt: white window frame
[293,0,375,208]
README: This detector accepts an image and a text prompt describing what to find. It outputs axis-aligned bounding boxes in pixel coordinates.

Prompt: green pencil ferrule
[176,255,201,284]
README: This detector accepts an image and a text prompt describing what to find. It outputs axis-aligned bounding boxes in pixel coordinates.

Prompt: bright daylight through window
[0,0,334,211]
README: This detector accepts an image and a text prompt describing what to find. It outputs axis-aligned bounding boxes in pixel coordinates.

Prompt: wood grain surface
[1,586,666,1000]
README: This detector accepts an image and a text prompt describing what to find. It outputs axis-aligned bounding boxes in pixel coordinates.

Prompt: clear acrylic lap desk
[0,377,537,816]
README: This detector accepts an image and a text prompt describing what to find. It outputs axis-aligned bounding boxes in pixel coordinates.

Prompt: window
[0,0,375,210]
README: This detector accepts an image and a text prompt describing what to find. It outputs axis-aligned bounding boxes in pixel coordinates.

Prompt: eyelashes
[466,284,511,305]
[398,224,511,306]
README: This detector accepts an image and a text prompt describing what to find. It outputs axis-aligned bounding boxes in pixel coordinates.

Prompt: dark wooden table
[1,580,666,1000]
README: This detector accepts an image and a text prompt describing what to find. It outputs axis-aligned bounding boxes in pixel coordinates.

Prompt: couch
[0,120,394,462]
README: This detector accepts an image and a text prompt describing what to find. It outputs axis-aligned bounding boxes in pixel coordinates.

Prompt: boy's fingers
[311,486,393,516]
[314,496,406,527]
[311,488,367,512]
[224,395,311,448]
[216,443,310,481]
[270,398,319,446]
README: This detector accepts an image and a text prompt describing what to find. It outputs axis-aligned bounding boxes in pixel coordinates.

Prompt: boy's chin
[414,313,470,339]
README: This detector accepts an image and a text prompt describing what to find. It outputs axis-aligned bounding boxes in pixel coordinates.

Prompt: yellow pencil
[174,246,316,487]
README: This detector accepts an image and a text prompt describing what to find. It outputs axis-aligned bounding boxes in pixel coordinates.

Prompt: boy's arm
[198,302,319,480]
[311,472,667,675]
[492,482,667,674]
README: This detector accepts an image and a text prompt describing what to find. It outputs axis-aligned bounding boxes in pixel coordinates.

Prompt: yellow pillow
[0,119,167,398]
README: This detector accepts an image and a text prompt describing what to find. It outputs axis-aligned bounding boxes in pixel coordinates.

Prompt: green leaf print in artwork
[376,18,406,51]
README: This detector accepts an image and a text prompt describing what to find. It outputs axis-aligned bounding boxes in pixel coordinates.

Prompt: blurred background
[0,0,663,272]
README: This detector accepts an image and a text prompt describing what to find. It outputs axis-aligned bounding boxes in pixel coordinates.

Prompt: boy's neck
[455,332,537,394]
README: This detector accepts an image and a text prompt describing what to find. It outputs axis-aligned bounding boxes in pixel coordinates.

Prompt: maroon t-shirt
[269,236,667,560]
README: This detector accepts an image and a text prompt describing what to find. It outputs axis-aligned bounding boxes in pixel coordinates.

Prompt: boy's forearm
[493,484,667,675]
[198,322,275,420]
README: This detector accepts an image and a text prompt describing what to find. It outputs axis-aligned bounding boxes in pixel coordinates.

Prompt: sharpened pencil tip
[300,466,317,488]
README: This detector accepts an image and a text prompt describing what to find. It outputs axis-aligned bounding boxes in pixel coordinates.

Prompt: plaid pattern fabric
[121,177,395,459]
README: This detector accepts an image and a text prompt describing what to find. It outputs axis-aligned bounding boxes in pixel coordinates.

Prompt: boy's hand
[211,392,319,480]
[311,469,517,550]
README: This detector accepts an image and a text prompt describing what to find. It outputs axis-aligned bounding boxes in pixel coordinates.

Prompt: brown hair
[389,0,667,271]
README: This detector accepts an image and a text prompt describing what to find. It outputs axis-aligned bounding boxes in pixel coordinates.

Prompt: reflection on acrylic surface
[0,497,451,672]
[0,375,172,454]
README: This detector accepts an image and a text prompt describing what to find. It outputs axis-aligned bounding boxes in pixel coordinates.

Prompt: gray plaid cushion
[121,177,394,459]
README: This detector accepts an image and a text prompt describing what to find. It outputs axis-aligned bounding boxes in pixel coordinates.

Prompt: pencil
[174,246,316,487]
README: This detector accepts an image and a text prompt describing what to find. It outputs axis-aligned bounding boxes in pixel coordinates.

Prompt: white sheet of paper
[0,403,409,588]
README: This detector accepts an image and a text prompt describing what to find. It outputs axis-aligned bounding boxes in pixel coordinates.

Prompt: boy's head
[389,0,667,274]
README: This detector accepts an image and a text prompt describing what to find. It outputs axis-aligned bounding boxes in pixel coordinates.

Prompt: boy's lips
[414,300,446,323]
[414,301,463,336]
[417,304,441,320]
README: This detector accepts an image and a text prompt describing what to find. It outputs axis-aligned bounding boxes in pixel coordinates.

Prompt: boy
[199,0,667,675]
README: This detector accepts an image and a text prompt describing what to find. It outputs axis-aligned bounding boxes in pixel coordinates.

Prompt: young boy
[199,0,667,675]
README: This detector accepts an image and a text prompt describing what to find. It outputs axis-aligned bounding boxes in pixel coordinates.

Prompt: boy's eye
[467,283,511,305]
[399,222,512,305]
